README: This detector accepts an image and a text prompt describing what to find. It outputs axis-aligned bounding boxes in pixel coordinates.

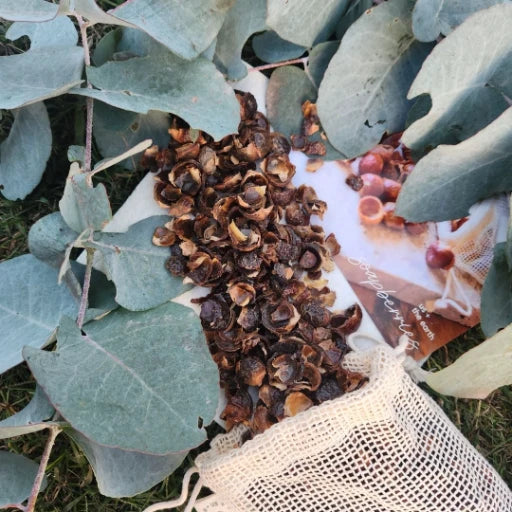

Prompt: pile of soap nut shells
[144,91,367,436]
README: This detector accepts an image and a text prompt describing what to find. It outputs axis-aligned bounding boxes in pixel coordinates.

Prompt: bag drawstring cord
[142,466,203,512]
[432,267,473,317]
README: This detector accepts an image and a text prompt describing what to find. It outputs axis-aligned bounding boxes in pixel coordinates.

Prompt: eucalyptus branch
[250,57,308,72]
[77,247,95,329]
[25,426,61,512]
[76,15,94,174]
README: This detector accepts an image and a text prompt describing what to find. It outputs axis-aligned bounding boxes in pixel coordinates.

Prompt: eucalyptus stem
[77,247,95,328]
[76,15,94,173]
[250,57,308,72]
[25,427,61,512]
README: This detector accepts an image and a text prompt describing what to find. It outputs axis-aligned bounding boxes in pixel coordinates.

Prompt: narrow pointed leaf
[481,243,512,338]
[317,0,432,158]
[0,254,78,374]
[307,41,339,88]
[426,323,512,399]
[0,0,58,22]
[0,451,47,507]
[252,31,306,65]
[110,0,235,60]
[403,4,512,152]
[25,307,218,455]
[87,216,191,311]
[214,0,266,80]
[93,104,169,171]
[0,386,55,439]
[0,102,51,200]
[396,108,512,222]
[59,163,112,233]
[68,429,187,497]
[267,0,350,47]
[7,17,78,48]
[412,0,509,42]
[335,0,373,39]
[93,139,152,174]
[58,0,134,27]
[71,55,239,141]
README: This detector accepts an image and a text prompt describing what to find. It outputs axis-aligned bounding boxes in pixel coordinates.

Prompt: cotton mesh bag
[427,196,509,317]
[144,342,512,512]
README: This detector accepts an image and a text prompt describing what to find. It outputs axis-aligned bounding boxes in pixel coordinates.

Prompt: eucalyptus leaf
[307,41,339,88]
[252,31,306,64]
[426,322,512,399]
[317,0,433,158]
[86,216,191,311]
[28,212,78,270]
[214,0,266,80]
[58,0,134,27]
[67,145,85,164]
[25,306,218,455]
[71,54,240,141]
[59,163,112,233]
[402,3,512,152]
[335,0,373,39]
[0,254,78,375]
[68,429,187,497]
[94,104,169,171]
[110,0,235,60]
[0,451,47,508]
[412,0,509,42]
[266,66,317,139]
[481,243,512,338]
[396,108,512,222]
[267,0,350,47]
[0,386,55,439]
[0,102,51,200]
[0,0,58,22]
[92,140,152,175]
[93,29,123,67]
[7,17,78,48]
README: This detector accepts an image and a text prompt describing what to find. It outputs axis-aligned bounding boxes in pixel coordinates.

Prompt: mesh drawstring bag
[144,341,512,512]
[427,197,509,318]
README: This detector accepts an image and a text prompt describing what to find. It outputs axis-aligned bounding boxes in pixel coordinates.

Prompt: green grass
[0,4,510,510]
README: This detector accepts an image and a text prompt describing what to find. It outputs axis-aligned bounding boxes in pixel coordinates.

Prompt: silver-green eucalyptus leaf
[0,451,47,507]
[0,101,51,200]
[110,0,235,60]
[396,108,512,222]
[426,322,512,399]
[68,429,187,497]
[25,307,218,455]
[6,17,78,48]
[67,145,85,165]
[252,31,306,65]
[0,0,58,22]
[86,216,191,311]
[71,54,240,141]
[403,3,512,152]
[317,0,433,158]
[214,0,266,80]
[481,243,512,338]
[0,386,55,439]
[267,0,350,47]
[0,254,78,375]
[412,0,510,42]
[335,0,373,39]
[307,41,339,88]
[59,163,112,233]
[57,0,134,27]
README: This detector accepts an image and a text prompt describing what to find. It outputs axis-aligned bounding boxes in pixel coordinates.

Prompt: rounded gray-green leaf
[252,31,306,64]
[396,108,512,223]
[0,254,78,375]
[71,54,240,141]
[68,429,187,497]
[25,306,219,455]
[403,3,512,153]
[0,451,47,507]
[0,102,51,200]
[307,41,339,88]
[267,0,350,47]
[7,17,78,48]
[412,0,509,42]
[214,0,266,80]
[335,0,373,39]
[86,216,191,311]
[317,0,433,158]
[0,0,58,22]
